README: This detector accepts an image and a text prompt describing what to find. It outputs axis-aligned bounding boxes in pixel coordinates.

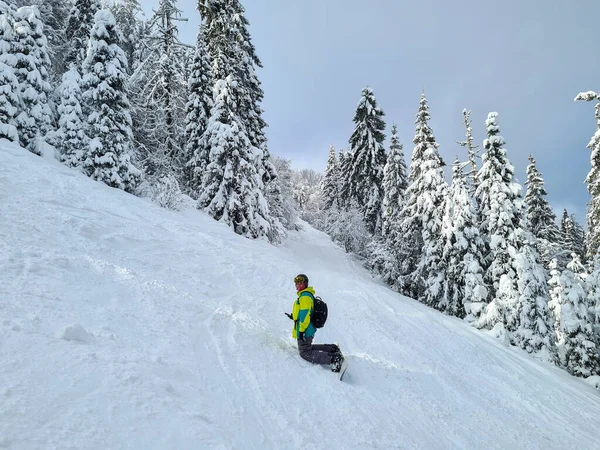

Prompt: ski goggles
[294,276,307,284]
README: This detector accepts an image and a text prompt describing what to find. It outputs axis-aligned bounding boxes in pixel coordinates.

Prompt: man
[287,273,344,372]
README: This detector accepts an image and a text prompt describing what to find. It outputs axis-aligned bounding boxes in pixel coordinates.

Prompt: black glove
[299,331,305,341]
[285,312,294,320]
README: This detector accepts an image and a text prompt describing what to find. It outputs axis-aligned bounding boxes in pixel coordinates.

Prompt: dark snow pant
[297,336,337,365]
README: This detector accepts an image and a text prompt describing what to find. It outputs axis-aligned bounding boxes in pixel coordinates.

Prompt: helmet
[294,274,309,285]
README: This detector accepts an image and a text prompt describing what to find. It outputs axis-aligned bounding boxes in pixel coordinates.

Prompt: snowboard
[338,357,348,381]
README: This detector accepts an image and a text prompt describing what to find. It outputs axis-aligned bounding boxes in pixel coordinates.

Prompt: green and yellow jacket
[291,287,317,339]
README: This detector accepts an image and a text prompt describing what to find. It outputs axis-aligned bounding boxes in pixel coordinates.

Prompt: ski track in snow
[2,141,600,449]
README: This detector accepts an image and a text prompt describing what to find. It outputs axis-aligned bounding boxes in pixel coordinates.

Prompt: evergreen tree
[525,155,560,241]
[197,0,274,240]
[441,159,487,318]
[347,87,387,235]
[561,210,586,262]
[129,0,189,180]
[513,236,557,361]
[12,5,54,154]
[524,154,562,268]
[321,145,339,210]
[64,0,101,70]
[381,124,408,239]
[395,92,441,298]
[54,65,87,168]
[476,112,522,339]
[184,24,213,196]
[81,9,140,192]
[0,4,20,142]
[457,109,480,197]
[548,259,600,377]
[575,91,600,260]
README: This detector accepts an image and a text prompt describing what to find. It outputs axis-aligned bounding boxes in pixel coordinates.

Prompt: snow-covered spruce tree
[54,64,88,168]
[129,0,189,180]
[395,92,441,298]
[441,159,487,319]
[475,112,522,340]
[12,5,54,154]
[524,154,562,267]
[560,210,586,263]
[64,0,101,70]
[381,124,408,240]
[197,74,270,238]
[321,145,339,210]
[197,0,275,240]
[575,91,600,260]
[346,87,387,235]
[81,9,140,192]
[0,4,20,142]
[548,259,600,377]
[184,24,213,197]
[370,125,408,284]
[457,109,480,197]
[512,235,557,361]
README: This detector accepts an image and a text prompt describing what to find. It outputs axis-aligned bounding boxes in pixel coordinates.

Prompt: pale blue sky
[143,0,600,223]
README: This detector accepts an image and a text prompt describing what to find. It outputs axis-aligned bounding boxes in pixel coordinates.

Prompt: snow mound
[59,323,94,343]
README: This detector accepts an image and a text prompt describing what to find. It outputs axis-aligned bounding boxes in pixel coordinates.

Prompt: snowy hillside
[2,141,600,450]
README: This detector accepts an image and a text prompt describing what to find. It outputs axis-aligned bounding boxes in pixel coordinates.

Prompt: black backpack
[311,295,328,328]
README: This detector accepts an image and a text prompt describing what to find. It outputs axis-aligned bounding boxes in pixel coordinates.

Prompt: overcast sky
[143,0,600,224]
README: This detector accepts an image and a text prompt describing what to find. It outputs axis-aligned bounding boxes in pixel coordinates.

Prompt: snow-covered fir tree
[441,159,487,319]
[525,155,560,241]
[80,9,140,192]
[54,64,88,168]
[129,0,189,181]
[395,92,441,298]
[197,0,275,240]
[183,24,213,196]
[321,145,339,210]
[381,124,408,240]
[476,112,522,339]
[575,91,600,260]
[12,5,54,154]
[561,210,586,262]
[347,87,387,235]
[292,168,324,226]
[457,109,480,197]
[372,125,408,285]
[512,235,557,361]
[64,0,101,69]
[0,3,20,142]
[524,154,562,268]
[548,259,600,377]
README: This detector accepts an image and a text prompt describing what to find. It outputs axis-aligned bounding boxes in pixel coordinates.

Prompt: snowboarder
[286,274,345,373]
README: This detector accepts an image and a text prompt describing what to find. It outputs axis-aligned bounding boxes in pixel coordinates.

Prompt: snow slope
[1,140,600,449]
